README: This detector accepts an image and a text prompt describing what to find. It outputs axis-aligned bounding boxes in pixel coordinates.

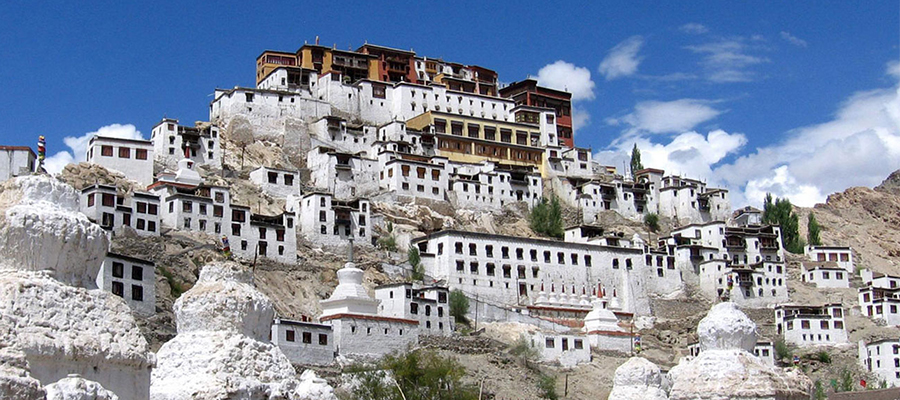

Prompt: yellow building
[297,45,378,83]
[406,111,545,174]
[256,50,299,85]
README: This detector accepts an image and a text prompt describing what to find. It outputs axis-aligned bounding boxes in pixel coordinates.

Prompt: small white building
[270,318,334,366]
[150,118,221,170]
[859,338,900,387]
[85,136,154,186]
[295,192,371,249]
[733,206,763,227]
[249,166,300,198]
[859,286,900,326]
[375,283,452,336]
[861,269,900,289]
[307,146,380,199]
[775,304,848,347]
[582,299,632,353]
[801,262,849,289]
[319,264,419,359]
[805,245,854,273]
[81,184,161,237]
[688,340,775,366]
[528,331,591,368]
[0,145,36,181]
[97,253,156,316]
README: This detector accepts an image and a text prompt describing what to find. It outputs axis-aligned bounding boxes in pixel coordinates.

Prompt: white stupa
[607,357,669,400]
[0,176,153,399]
[151,262,305,399]
[584,299,625,333]
[319,263,378,318]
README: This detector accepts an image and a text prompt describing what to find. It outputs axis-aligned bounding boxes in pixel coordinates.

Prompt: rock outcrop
[0,176,154,399]
[150,261,307,399]
[667,302,810,400]
[607,357,669,400]
[45,375,119,400]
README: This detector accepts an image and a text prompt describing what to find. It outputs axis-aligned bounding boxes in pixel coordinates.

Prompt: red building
[500,79,574,148]
[356,43,417,84]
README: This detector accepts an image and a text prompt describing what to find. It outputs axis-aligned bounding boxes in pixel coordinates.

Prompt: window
[545,338,555,348]
[820,320,829,329]
[132,285,143,301]
[118,147,130,158]
[148,204,158,215]
[112,262,124,278]
[182,201,192,213]
[111,281,124,297]
[258,241,267,255]
[259,227,267,239]
[574,339,583,349]
[213,205,223,217]
[284,174,293,186]
[122,213,131,226]
[245,93,254,102]
[411,303,419,314]
[182,217,192,229]
[302,332,312,344]
[102,193,115,207]
[286,330,295,342]
[198,204,207,215]
[612,259,620,269]
[132,265,143,281]
[318,334,328,345]
[147,221,156,232]
[232,224,242,236]
[100,145,113,157]
[801,320,810,329]
[276,229,285,242]
[232,210,246,222]
[87,193,95,207]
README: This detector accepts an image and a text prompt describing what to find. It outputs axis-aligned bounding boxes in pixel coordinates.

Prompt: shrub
[814,380,826,400]
[529,197,564,239]
[509,335,539,361]
[644,213,660,232]
[343,350,479,400]
[537,373,558,400]
[815,350,831,364]
[774,339,792,362]
[838,368,853,392]
[407,245,423,281]
[159,266,184,298]
[449,289,470,325]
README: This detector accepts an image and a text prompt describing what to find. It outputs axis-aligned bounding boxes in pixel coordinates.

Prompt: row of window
[284,330,328,345]
[99,211,157,232]
[98,145,149,160]
[111,281,144,301]
[111,262,144,281]
[544,337,584,350]
[784,319,844,330]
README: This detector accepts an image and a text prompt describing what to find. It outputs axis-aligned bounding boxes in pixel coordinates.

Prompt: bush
[449,289,470,325]
[813,380,826,400]
[343,349,479,400]
[537,373,558,400]
[407,245,423,281]
[838,368,854,392]
[159,266,184,298]
[509,335,539,361]
[774,339,792,362]
[644,213,660,232]
[814,350,831,364]
[530,197,564,239]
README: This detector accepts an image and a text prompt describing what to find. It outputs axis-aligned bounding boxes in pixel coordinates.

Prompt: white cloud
[779,31,808,47]
[572,105,591,132]
[679,23,709,34]
[595,129,747,183]
[715,61,900,206]
[606,99,723,135]
[535,61,596,102]
[685,39,769,82]
[44,124,144,175]
[599,36,645,80]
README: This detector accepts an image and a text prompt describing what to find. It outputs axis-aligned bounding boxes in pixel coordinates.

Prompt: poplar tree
[630,143,643,180]
[807,212,822,246]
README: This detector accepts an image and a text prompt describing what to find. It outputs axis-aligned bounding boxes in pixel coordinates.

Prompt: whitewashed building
[375,283,452,336]
[528,331,591,367]
[805,245,854,273]
[97,253,155,316]
[249,166,300,198]
[859,287,900,326]
[411,230,683,316]
[583,299,633,353]
[666,222,787,307]
[270,318,334,366]
[652,172,730,226]
[0,145,36,181]
[859,338,900,386]
[379,152,448,202]
[733,206,763,227]
[307,146,380,199]
[150,118,222,170]
[801,262,849,289]
[319,264,419,359]
[295,192,372,249]
[775,304,848,347]
[81,184,160,237]
[85,136,154,186]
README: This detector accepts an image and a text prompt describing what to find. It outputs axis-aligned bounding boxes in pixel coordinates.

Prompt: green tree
[838,368,854,392]
[343,350,479,400]
[644,213,660,232]
[813,381,827,400]
[630,143,643,180]
[408,245,424,281]
[530,197,564,239]
[807,212,822,246]
[449,289,470,325]
[762,193,805,254]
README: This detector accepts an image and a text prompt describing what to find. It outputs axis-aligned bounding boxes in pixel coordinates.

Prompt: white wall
[96,254,156,316]
[270,319,334,366]
[0,148,35,181]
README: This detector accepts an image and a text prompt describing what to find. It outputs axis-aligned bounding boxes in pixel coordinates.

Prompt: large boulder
[607,357,668,400]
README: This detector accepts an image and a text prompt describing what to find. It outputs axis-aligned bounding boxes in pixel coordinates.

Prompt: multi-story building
[775,304,848,347]
[0,145,36,181]
[249,166,300,198]
[378,151,448,202]
[81,184,160,237]
[411,230,683,316]
[307,146,380,199]
[150,160,296,264]
[85,136,154,186]
[374,283,452,336]
[805,245,854,273]
[295,192,371,249]
[733,206,763,227]
[149,118,221,170]
[665,222,787,307]
[860,338,900,386]
[97,253,155,316]
[640,170,730,225]
[270,317,334,366]
[801,262,849,289]
[500,79,574,148]
[859,279,900,326]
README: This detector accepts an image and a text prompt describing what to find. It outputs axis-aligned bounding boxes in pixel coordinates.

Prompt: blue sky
[1,1,898,207]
